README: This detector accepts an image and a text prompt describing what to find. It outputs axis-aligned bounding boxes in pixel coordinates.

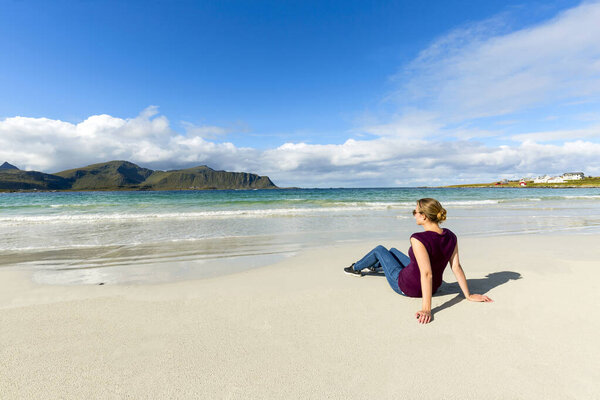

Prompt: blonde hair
[417,198,447,223]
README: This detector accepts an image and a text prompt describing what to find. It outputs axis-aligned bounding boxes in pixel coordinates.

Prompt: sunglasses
[412,209,423,216]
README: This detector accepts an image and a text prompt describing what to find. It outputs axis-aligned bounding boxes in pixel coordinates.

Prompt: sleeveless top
[397,228,457,298]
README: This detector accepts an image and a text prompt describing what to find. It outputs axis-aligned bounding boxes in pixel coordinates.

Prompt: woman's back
[398,228,457,297]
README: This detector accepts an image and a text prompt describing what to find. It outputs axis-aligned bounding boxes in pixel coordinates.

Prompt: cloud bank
[2,106,600,187]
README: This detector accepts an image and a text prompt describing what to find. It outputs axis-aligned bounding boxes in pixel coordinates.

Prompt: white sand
[1,234,599,399]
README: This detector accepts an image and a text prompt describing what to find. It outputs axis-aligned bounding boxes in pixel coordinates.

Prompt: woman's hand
[415,310,432,324]
[467,294,493,302]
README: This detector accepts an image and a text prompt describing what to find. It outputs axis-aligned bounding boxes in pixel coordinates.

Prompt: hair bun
[437,208,447,222]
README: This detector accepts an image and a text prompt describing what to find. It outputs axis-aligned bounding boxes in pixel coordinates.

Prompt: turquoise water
[2,188,600,283]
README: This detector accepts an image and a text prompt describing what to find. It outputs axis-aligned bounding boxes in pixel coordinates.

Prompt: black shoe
[343,263,362,277]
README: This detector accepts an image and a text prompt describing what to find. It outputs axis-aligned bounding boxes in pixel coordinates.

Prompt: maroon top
[398,228,457,297]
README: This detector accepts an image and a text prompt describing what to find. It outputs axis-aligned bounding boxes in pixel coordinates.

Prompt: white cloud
[510,125,600,142]
[2,107,600,186]
[181,121,231,139]
[393,1,600,124]
[0,110,600,187]
[360,110,442,139]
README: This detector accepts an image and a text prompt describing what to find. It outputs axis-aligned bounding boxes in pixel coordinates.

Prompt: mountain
[0,160,278,191]
[0,161,70,190]
[0,162,19,170]
[55,161,154,190]
[142,165,276,190]
[0,169,71,190]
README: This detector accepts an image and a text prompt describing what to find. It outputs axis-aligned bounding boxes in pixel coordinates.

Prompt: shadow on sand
[364,270,522,315]
[431,271,522,314]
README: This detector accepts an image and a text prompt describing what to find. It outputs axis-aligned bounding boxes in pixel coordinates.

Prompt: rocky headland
[0,161,278,191]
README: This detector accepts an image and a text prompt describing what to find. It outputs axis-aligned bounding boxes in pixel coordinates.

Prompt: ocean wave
[3,194,599,225]
[0,205,405,224]
[443,200,499,206]
[495,198,541,203]
[562,195,600,199]
[0,235,248,252]
[0,243,117,252]
[502,195,600,202]
[487,195,600,203]
[48,203,115,208]
[325,201,415,208]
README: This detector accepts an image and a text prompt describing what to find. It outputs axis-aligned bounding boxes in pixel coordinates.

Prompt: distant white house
[533,175,551,183]
[533,172,584,183]
[562,172,585,180]
[533,175,565,183]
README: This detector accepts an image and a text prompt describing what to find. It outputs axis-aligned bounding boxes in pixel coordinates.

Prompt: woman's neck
[422,221,443,234]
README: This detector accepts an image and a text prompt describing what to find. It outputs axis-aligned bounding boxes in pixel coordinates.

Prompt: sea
[1,187,600,284]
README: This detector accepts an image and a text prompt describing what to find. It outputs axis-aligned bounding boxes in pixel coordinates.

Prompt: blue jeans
[354,245,410,295]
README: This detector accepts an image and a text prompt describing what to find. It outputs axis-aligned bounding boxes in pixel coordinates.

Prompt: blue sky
[1,0,599,186]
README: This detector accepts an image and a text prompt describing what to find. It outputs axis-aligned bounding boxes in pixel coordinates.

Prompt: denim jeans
[354,245,410,295]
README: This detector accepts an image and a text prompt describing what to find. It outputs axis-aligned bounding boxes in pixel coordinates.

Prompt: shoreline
[442,184,600,188]
[3,184,600,193]
[0,187,295,194]
[2,233,599,399]
[4,225,600,287]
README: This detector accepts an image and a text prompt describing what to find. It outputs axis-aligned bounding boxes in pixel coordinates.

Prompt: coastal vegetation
[0,160,277,192]
[445,177,600,188]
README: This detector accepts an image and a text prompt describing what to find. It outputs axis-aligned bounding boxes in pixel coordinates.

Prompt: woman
[344,198,492,324]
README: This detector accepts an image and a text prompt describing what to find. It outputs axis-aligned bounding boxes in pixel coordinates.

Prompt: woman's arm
[411,237,433,324]
[450,243,493,302]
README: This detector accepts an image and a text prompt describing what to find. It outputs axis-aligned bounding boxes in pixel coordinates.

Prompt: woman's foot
[343,263,362,277]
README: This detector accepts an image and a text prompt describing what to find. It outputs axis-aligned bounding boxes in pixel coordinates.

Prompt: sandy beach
[1,233,599,399]
[5,0,600,398]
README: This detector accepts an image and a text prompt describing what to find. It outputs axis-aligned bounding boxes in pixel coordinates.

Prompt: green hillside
[142,166,276,190]
[0,160,278,191]
[55,161,154,190]
[0,169,71,190]
[445,176,600,188]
